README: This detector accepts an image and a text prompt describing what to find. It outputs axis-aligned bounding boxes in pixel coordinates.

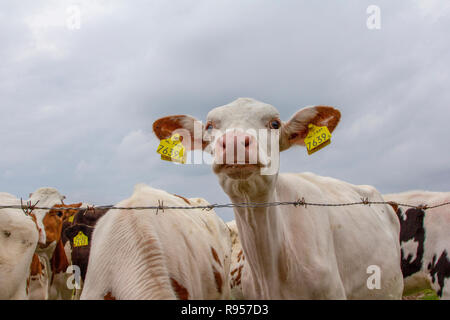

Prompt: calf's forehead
[207,98,280,127]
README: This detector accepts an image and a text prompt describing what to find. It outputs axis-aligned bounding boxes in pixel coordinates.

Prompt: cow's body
[0,192,39,300]
[63,207,109,297]
[81,185,232,300]
[227,220,245,300]
[28,254,48,300]
[384,191,450,299]
[153,97,404,299]
[233,172,403,299]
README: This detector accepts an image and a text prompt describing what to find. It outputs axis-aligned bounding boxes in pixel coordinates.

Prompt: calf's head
[28,188,66,246]
[153,98,340,198]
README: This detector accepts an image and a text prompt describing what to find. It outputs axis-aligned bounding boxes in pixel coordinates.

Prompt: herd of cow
[1,98,449,300]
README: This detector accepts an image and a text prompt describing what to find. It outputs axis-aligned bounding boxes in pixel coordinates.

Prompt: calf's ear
[152,115,206,151]
[280,106,341,151]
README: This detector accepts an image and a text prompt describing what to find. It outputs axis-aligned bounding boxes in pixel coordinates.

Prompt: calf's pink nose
[216,131,257,164]
[218,131,254,151]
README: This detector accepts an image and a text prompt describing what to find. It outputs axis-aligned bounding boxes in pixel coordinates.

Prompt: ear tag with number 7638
[156,133,187,164]
[304,124,332,155]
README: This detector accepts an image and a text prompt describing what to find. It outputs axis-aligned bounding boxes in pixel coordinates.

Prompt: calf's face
[153,98,340,187]
[42,203,82,247]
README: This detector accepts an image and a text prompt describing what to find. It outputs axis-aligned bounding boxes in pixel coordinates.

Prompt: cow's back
[81,185,231,300]
[276,172,403,299]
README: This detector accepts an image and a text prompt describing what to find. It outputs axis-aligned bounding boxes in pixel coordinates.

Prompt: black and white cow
[384,191,450,299]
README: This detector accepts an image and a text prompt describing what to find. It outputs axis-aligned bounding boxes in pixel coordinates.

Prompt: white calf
[153,97,404,299]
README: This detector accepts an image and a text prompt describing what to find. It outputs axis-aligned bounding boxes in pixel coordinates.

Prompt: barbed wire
[1,198,449,214]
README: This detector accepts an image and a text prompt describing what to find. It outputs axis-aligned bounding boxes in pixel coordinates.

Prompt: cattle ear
[280,106,341,151]
[64,225,79,240]
[153,115,206,151]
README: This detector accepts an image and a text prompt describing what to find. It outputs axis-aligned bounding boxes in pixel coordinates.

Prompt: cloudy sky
[1,0,449,222]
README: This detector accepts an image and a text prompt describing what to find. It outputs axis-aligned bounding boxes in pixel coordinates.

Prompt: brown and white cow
[153,97,403,299]
[384,191,450,299]
[59,203,84,265]
[0,192,39,300]
[81,185,232,300]
[26,188,71,300]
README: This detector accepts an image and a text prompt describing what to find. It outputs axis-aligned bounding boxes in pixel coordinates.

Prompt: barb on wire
[20,198,40,216]
[294,197,307,208]
[155,200,164,215]
[361,197,370,206]
[202,204,216,211]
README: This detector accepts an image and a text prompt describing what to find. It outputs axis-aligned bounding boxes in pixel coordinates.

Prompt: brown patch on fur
[50,239,70,284]
[173,194,191,205]
[104,292,116,300]
[237,250,243,262]
[310,106,341,135]
[43,210,63,245]
[234,265,243,286]
[170,277,189,300]
[387,201,399,213]
[284,106,341,147]
[212,265,223,294]
[30,253,43,276]
[211,247,222,267]
[153,115,185,140]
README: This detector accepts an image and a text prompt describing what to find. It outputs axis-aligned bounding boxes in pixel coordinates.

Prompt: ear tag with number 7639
[156,133,187,164]
[304,124,332,155]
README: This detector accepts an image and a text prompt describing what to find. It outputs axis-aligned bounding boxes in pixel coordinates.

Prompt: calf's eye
[270,120,281,129]
[205,123,213,133]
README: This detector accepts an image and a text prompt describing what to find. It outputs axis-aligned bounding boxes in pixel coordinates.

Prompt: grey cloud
[1,0,449,221]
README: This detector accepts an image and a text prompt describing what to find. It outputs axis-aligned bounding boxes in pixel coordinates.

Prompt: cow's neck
[219,173,285,298]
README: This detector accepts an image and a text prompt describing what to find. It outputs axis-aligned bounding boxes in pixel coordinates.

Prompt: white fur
[0,193,39,300]
[28,187,65,245]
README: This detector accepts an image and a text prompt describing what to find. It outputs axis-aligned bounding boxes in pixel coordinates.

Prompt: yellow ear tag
[68,215,74,223]
[304,124,332,155]
[156,133,186,164]
[73,231,88,247]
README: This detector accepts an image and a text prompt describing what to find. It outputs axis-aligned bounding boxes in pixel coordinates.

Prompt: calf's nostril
[244,136,250,147]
